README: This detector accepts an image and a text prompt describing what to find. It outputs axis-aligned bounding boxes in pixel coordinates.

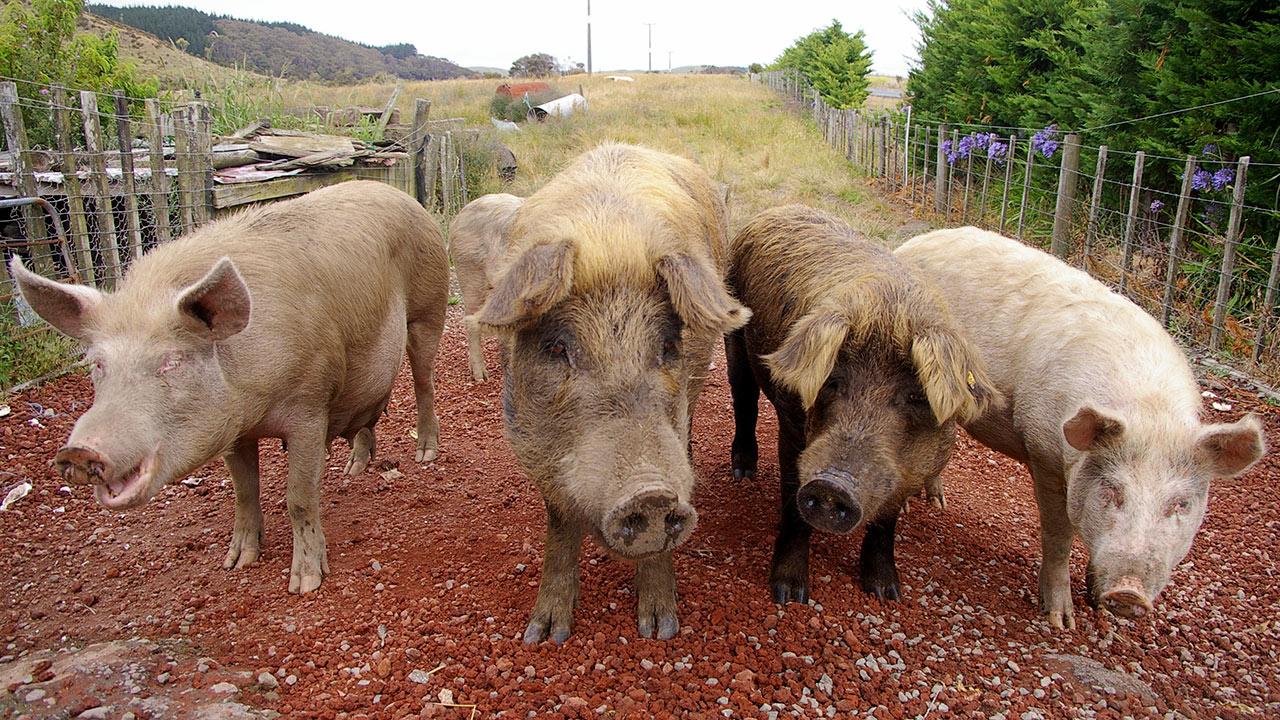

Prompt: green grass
[0,310,79,395]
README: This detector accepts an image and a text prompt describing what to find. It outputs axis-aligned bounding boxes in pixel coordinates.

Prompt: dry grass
[80,13,259,89]
[282,74,918,243]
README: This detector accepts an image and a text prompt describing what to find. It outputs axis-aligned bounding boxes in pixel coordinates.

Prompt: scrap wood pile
[209,119,410,185]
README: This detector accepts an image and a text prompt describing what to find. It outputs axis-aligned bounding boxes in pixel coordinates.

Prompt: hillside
[77,12,257,88]
[88,4,474,82]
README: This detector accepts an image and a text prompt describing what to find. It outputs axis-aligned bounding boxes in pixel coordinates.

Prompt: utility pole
[644,23,654,72]
[586,0,592,75]
[667,50,672,72]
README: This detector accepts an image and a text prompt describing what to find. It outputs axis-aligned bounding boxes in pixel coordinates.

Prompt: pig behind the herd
[897,226,1266,629]
[449,192,523,382]
[11,180,449,595]
[470,143,749,642]
[727,206,994,604]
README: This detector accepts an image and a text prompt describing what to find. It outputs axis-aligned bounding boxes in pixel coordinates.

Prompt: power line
[1079,87,1280,134]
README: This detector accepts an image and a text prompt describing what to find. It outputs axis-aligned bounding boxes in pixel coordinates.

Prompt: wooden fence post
[946,128,958,219]
[191,102,214,225]
[1161,155,1196,327]
[0,82,54,275]
[998,135,1016,235]
[113,92,143,262]
[1083,145,1108,265]
[1050,133,1082,259]
[412,99,432,209]
[960,148,974,223]
[1253,227,1280,364]
[51,87,94,285]
[1118,151,1146,296]
[80,90,122,288]
[1016,139,1035,240]
[933,124,947,214]
[978,140,993,225]
[170,105,194,233]
[1209,156,1250,352]
[144,99,172,244]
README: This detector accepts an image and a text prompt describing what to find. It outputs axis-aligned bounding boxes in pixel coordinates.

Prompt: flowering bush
[1030,124,1060,159]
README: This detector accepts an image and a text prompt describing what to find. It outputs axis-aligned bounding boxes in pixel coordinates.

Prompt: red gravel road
[2,306,1278,720]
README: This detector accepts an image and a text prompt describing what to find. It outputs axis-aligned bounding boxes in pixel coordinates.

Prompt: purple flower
[988,139,1008,163]
[957,134,975,158]
[942,139,958,164]
[39,88,49,96]
[1211,168,1234,190]
[1201,143,1218,156]
[1149,199,1165,213]
[1030,124,1060,159]
[1191,169,1212,192]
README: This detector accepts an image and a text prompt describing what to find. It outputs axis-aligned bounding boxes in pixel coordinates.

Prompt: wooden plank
[170,105,194,233]
[0,82,53,275]
[1118,151,1146,296]
[192,102,215,226]
[113,92,143,262]
[1161,155,1195,327]
[1050,133,1082,259]
[212,168,370,209]
[144,99,172,244]
[51,87,94,286]
[411,99,432,208]
[1209,156,1250,352]
[80,90,122,288]
[960,148,973,223]
[946,128,958,219]
[1083,146,1108,264]
[248,133,355,159]
[978,138,993,225]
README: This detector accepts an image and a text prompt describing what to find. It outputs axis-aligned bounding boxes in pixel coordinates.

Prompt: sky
[119,0,930,77]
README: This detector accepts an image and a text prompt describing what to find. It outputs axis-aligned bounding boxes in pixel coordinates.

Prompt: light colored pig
[11,180,449,595]
[471,143,749,642]
[448,193,523,382]
[896,226,1265,629]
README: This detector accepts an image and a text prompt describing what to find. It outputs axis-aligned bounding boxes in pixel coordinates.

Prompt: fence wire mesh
[754,70,1280,389]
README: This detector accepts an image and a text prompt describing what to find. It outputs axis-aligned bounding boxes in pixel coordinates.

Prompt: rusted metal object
[0,196,78,283]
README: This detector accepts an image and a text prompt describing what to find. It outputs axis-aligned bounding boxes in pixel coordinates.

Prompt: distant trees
[510,53,559,78]
[771,20,873,109]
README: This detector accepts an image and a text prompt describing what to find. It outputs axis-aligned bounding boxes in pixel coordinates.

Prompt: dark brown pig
[897,226,1266,629]
[726,206,994,604]
[449,193,523,382]
[470,143,749,642]
[10,180,448,595]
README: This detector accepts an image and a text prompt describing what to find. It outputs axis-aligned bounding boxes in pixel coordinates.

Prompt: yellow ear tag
[966,371,976,390]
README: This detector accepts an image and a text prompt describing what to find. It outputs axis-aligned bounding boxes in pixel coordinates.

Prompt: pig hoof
[471,366,488,383]
[730,450,757,480]
[523,613,573,644]
[291,573,322,594]
[769,578,809,605]
[1046,609,1076,630]
[859,567,901,602]
[928,493,946,511]
[416,446,438,463]
[222,543,260,571]
[637,611,679,640]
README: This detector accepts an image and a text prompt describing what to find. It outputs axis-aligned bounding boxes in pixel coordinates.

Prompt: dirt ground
[2,306,1278,720]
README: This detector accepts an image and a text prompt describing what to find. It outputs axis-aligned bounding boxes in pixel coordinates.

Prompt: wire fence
[754,70,1280,389]
[0,80,481,393]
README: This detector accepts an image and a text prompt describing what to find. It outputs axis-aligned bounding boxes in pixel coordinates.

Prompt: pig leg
[524,503,584,644]
[459,274,489,383]
[407,320,443,463]
[924,473,946,510]
[286,421,329,594]
[222,437,263,570]
[859,510,901,601]
[769,419,811,604]
[344,394,389,476]
[725,330,759,479]
[635,551,679,639]
[1031,465,1075,629]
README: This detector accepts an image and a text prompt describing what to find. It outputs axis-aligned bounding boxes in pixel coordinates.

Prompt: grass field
[271,73,919,240]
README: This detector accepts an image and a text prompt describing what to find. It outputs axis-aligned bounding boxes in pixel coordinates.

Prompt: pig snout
[797,470,862,534]
[55,445,111,486]
[1099,575,1154,618]
[602,486,697,557]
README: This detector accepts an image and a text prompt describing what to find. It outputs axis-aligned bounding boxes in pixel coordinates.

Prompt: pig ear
[176,257,251,341]
[1062,405,1127,452]
[763,307,847,410]
[8,255,102,341]
[471,240,574,331]
[656,252,751,333]
[910,326,997,424]
[1194,413,1265,478]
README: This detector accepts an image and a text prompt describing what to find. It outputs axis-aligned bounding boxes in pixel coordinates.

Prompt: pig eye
[1099,484,1124,508]
[660,338,679,364]
[543,337,574,367]
[157,352,186,376]
[89,358,104,380]
[1165,497,1192,517]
